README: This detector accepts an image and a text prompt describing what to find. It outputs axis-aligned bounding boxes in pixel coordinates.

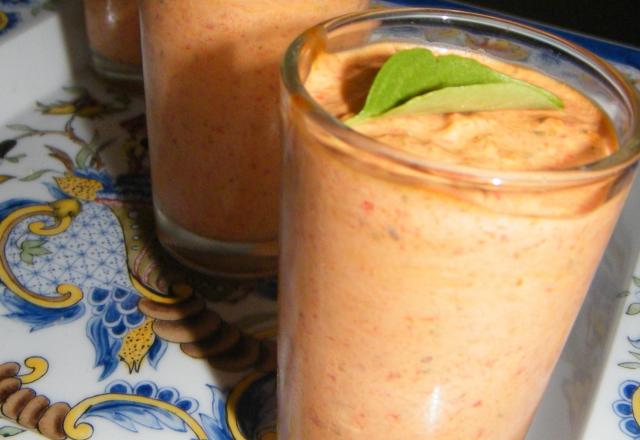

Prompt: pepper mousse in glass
[278,9,640,439]
[139,0,368,277]
[83,0,142,80]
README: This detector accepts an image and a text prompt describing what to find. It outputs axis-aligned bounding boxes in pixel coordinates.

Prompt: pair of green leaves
[0,426,24,438]
[20,239,51,265]
[347,48,563,124]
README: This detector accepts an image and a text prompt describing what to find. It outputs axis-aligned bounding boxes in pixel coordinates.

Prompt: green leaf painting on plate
[19,239,51,265]
[626,303,640,316]
[0,426,25,437]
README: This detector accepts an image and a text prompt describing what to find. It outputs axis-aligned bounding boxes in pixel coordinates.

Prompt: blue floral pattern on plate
[0,80,277,439]
[1,2,639,439]
[82,380,201,435]
[614,380,640,438]
[0,1,35,5]
[0,0,59,39]
[0,10,19,36]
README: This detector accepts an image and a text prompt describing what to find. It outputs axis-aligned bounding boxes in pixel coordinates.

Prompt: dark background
[466,0,638,47]
[401,0,640,48]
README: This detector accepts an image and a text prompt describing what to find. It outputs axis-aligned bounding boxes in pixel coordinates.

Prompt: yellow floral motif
[632,388,640,426]
[75,105,107,118]
[42,103,77,115]
[0,12,8,31]
[28,199,81,237]
[118,317,156,373]
[54,174,103,201]
[122,139,144,157]
[49,198,82,221]
[0,201,84,308]
[130,277,194,305]
[37,95,108,119]
[64,394,208,440]
[227,371,276,440]
[18,356,49,385]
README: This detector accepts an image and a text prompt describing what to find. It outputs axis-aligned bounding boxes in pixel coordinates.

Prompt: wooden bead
[18,395,50,429]
[38,402,71,440]
[2,388,35,419]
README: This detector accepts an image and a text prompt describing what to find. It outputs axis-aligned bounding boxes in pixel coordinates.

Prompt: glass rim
[281,7,640,187]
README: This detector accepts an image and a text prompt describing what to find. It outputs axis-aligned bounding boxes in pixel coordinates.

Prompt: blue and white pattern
[45,168,151,204]
[0,0,58,39]
[0,72,280,437]
[6,202,127,298]
[0,1,35,5]
[614,381,640,438]
[200,386,234,440]
[87,285,167,380]
[231,373,276,439]
[80,380,201,435]
[0,425,25,437]
[0,198,168,379]
[0,11,20,37]
[611,275,640,438]
[0,198,87,330]
[75,379,236,439]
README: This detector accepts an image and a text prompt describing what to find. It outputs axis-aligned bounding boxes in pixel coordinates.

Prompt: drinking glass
[278,8,640,439]
[83,0,142,81]
[139,0,368,277]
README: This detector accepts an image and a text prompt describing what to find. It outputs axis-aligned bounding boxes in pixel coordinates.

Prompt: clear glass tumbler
[278,8,640,439]
[139,0,368,278]
[83,0,142,81]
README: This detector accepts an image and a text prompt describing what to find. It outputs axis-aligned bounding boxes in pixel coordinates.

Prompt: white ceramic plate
[0,1,639,439]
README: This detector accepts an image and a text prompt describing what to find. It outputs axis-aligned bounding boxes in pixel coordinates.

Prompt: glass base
[90,50,142,82]
[154,207,278,279]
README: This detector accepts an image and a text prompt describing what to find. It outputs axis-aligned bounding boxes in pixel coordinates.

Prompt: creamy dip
[140,0,368,245]
[306,43,615,170]
[278,43,629,440]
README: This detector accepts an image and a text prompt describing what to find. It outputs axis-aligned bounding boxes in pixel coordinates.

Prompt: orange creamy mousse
[141,0,367,244]
[278,44,630,439]
[83,0,141,67]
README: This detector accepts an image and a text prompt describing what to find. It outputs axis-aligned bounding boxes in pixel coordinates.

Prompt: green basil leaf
[388,82,562,116]
[354,48,438,121]
[348,47,563,124]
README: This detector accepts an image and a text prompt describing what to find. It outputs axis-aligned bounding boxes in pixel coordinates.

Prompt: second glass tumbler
[139,0,368,277]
